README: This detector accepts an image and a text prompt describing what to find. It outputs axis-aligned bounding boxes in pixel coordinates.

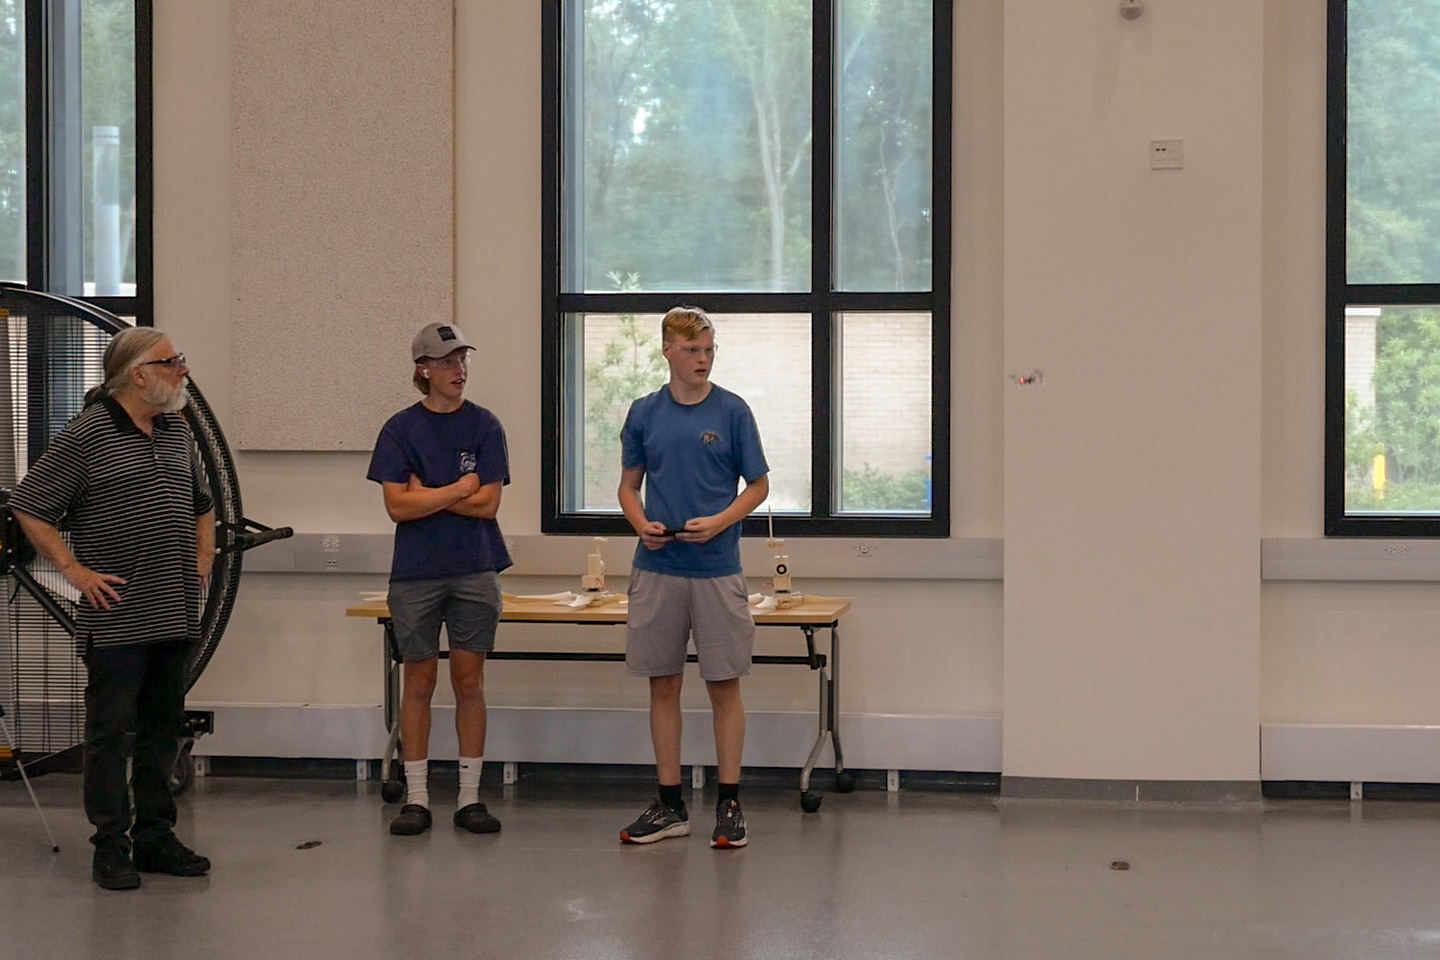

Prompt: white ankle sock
[404,759,429,808]
[458,756,483,808]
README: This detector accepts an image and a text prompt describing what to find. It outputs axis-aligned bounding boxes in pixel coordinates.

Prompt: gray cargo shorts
[387,570,502,661]
[625,568,754,682]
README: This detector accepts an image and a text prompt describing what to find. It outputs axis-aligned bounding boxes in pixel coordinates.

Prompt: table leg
[830,625,853,793]
[799,625,830,812]
[379,621,404,802]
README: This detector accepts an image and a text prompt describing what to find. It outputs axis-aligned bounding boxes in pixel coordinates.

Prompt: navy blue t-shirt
[367,401,513,582]
[621,384,768,578]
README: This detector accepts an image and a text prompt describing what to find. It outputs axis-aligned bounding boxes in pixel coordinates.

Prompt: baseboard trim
[188,703,1003,773]
[1000,777,1261,803]
[1260,723,1440,782]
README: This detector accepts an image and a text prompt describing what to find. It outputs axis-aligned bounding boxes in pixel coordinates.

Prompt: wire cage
[0,285,285,779]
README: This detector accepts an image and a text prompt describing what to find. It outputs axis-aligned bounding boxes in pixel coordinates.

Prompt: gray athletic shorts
[387,571,502,661]
[625,568,754,682]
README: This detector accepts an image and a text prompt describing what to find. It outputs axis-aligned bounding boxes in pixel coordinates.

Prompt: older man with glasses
[10,327,215,890]
[366,322,513,837]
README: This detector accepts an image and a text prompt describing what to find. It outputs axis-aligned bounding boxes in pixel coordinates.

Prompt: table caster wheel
[800,791,823,813]
[381,779,406,804]
[834,770,856,793]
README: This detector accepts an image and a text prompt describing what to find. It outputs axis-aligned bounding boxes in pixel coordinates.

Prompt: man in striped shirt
[10,327,216,891]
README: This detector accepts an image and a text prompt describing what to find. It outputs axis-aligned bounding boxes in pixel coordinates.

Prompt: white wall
[1002,0,1262,781]
[156,1,1006,739]
[149,0,1437,780]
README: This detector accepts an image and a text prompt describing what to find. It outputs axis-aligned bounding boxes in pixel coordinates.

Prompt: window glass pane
[835,0,931,292]
[1346,3,1440,285]
[838,311,931,514]
[565,312,811,512]
[565,0,811,293]
[0,0,22,283]
[1343,304,1440,514]
[49,0,136,296]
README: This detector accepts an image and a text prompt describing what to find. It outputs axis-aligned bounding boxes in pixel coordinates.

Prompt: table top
[346,594,850,626]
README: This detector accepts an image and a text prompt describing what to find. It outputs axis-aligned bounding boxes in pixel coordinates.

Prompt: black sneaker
[711,799,747,848]
[133,835,210,876]
[454,802,501,834]
[619,798,690,844]
[389,803,433,836]
[93,847,141,890]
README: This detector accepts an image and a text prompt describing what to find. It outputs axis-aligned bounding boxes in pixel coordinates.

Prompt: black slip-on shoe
[389,803,433,836]
[454,802,501,834]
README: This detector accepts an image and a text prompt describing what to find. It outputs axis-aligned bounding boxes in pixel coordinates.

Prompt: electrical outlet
[1384,543,1409,557]
[858,542,871,556]
[325,556,339,570]
[1151,138,1183,170]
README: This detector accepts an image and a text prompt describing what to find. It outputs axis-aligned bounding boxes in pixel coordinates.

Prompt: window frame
[22,0,152,325]
[540,0,952,538]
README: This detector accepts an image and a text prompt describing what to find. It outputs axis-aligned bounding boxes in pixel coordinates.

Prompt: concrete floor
[4,774,1440,959]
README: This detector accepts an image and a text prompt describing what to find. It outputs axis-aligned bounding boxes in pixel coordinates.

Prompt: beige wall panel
[231,0,454,450]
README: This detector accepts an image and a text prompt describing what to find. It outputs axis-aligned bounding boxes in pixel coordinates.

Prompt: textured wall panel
[232,0,453,449]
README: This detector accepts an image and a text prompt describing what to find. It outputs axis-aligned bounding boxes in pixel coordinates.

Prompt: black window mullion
[541,0,562,528]
[132,0,152,325]
[1324,0,1349,534]
[1342,285,1440,306]
[809,0,834,519]
[928,0,954,535]
[24,0,45,290]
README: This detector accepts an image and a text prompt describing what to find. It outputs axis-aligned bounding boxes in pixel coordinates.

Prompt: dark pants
[83,639,190,852]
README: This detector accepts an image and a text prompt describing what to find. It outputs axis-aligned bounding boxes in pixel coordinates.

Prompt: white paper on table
[747,593,763,606]
[513,592,577,602]
[752,595,778,611]
[359,592,388,602]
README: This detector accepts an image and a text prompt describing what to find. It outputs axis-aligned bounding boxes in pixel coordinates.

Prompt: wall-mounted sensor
[1120,0,1144,19]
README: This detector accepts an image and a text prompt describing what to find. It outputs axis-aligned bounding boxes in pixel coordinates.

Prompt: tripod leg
[0,713,60,853]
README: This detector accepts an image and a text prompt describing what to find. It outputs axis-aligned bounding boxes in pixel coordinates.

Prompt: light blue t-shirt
[620,384,769,578]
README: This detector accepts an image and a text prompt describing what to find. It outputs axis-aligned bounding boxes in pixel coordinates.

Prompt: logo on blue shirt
[459,451,477,473]
[701,431,720,445]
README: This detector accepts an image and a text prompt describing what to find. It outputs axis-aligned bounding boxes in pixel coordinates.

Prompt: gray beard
[143,378,190,414]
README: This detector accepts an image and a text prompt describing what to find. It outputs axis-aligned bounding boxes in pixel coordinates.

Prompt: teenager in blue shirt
[367,322,512,837]
[617,306,769,848]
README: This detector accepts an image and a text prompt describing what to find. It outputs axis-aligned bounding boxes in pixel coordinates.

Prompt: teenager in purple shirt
[367,322,512,837]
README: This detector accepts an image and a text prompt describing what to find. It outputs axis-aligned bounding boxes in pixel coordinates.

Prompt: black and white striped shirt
[9,397,213,648]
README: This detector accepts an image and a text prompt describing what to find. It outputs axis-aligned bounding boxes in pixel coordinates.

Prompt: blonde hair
[661,306,714,343]
[84,327,168,407]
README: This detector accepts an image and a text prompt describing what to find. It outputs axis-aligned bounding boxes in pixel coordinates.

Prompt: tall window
[1327,0,1440,534]
[4,0,151,320]
[542,0,951,537]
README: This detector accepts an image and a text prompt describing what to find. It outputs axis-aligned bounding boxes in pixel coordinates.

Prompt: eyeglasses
[675,345,718,358]
[425,354,470,371]
[142,354,186,369]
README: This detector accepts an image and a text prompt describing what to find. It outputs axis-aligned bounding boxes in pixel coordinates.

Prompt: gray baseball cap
[411,322,474,362]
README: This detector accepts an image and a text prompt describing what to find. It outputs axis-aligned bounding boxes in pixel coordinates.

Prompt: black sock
[717,782,739,805]
[659,783,684,811]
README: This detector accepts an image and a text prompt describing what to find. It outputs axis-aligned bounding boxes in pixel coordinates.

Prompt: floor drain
[1109,860,1131,871]
[295,840,322,850]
